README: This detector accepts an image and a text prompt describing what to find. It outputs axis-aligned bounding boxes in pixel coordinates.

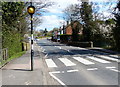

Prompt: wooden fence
[0,48,8,66]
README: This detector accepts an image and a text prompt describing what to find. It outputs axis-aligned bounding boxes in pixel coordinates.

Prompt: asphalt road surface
[37,39,120,86]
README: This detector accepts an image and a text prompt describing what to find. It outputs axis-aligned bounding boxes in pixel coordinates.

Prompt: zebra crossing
[45,55,118,68]
[97,55,119,62]
[73,57,95,65]
[58,58,76,66]
[45,59,57,68]
[86,56,111,63]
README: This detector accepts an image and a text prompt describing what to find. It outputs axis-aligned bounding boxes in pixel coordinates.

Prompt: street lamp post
[27,2,35,71]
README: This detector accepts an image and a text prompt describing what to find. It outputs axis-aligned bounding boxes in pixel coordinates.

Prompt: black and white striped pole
[27,2,35,71]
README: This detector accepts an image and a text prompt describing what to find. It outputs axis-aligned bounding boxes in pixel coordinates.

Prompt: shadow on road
[11,69,31,71]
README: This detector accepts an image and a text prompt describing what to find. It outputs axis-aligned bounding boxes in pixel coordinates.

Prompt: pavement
[1,43,60,86]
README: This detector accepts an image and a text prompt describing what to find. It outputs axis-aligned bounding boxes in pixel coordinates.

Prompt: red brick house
[66,21,83,35]
[66,25,72,35]
[60,21,83,42]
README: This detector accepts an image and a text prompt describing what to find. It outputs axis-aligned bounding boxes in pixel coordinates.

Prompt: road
[37,39,120,86]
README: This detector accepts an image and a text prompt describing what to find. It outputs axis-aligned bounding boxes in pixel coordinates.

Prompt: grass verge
[0,51,26,66]
[7,51,26,61]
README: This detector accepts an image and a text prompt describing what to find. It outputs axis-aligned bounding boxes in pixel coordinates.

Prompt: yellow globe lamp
[27,6,35,15]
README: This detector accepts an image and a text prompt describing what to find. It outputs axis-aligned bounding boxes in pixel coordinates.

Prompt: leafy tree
[2,1,54,57]
[112,1,120,51]
[63,1,99,42]
[80,2,94,41]
[2,2,28,57]
[44,28,48,36]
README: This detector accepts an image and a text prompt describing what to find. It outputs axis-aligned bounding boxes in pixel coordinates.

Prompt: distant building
[52,21,83,42]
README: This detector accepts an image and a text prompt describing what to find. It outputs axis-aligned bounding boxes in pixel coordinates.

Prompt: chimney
[67,21,69,26]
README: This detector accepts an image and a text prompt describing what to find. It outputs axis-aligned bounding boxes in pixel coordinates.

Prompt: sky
[35,0,117,31]
[35,0,79,31]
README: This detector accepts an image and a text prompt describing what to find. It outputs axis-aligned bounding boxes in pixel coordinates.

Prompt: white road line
[109,55,119,58]
[42,49,45,52]
[86,56,111,63]
[58,58,76,66]
[50,71,61,74]
[98,55,119,62]
[45,54,48,58]
[67,69,79,72]
[106,67,116,69]
[61,71,65,73]
[110,69,120,73]
[45,59,57,68]
[58,46,62,49]
[49,72,65,85]
[67,50,70,52]
[73,57,95,65]
[56,46,62,49]
[87,68,98,71]
[106,66,120,72]
[25,81,31,85]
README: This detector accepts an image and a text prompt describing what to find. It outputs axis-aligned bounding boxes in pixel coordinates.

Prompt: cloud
[42,7,63,14]
[50,0,79,9]
[36,15,65,31]
[36,0,117,31]
[36,0,79,31]
[90,0,116,2]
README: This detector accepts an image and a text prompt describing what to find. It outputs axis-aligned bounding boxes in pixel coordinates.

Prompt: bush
[2,25,22,57]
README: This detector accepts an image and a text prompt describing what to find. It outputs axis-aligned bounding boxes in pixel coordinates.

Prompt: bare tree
[27,0,54,28]
[63,4,81,22]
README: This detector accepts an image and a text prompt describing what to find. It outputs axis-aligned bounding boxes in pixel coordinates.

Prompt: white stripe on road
[73,57,95,65]
[45,59,57,68]
[50,71,61,74]
[45,54,48,58]
[110,69,120,73]
[86,56,111,63]
[106,67,120,73]
[106,67,116,69]
[67,50,70,52]
[25,81,31,85]
[58,46,62,49]
[49,72,65,85]
[42,49,45,52]
[67,69,79,72]
[109,55,118,58]
[55,46,62,49]
[87,68,98,71]
[98,55,118,62]
[58,58,76,66]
